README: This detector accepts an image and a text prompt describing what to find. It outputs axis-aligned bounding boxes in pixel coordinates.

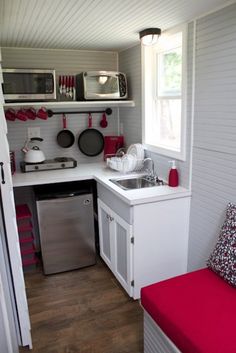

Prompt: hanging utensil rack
[47,108,112,117]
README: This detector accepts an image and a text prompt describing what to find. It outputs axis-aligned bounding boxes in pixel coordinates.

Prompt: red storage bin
[104,136,124,160]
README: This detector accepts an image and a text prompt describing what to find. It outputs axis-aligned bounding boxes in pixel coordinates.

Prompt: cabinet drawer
[97,182,133,224]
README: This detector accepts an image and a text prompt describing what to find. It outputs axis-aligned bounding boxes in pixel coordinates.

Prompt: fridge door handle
[53,193,75,198]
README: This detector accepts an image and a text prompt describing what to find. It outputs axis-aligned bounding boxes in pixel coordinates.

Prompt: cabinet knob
[106,214,114,222]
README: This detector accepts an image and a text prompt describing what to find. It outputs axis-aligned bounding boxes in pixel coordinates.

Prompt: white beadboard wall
[119,45,142,147]
[2,47,119,168]
[1,47,118,73]
[7,110,119,170]
[188,2,236,270]
[119,22,193,187]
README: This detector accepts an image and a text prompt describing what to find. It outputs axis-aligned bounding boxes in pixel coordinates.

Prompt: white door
[97,199,113,270]
[0,224,19,353]
[0,271,16,353]
[113,214,133,296]
[0,83,32,347]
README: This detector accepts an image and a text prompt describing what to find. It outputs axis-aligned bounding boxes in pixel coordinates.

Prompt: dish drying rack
[106,147,145,173]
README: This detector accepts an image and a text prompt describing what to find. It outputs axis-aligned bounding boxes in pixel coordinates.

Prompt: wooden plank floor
[20,259,143,353]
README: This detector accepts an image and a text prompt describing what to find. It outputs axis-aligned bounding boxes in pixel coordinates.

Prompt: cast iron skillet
[78,114,104,156]
[57,114,75,148]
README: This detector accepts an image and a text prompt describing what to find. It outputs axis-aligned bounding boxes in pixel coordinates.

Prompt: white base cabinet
[98,189,191,299]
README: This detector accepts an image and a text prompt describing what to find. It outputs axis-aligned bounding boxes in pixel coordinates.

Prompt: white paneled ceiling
[0,0,232,51]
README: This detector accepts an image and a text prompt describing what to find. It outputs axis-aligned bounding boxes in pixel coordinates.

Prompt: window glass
[158,48,182,96]
[156,98,181,150]
[143,26,186,160]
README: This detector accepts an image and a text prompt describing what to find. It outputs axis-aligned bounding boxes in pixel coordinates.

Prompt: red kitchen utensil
[69,76,73,98]
[71,76,75,100]
[5,108,16,121]
[59,75,63,95]
[100,113,108,128]
[57,114,75,148]
[88,113,92,128]
[66,76,69,97]
[62,76,66,95]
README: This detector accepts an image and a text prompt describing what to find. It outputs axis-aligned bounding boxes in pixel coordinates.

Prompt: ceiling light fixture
[139,28,161,46]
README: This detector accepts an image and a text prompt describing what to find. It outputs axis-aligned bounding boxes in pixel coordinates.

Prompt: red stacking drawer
[16,204,38,270]
[16,204,31,220]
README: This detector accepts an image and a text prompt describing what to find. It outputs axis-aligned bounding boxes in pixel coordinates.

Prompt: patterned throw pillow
[226,202,236,228]
[207,203,236,287]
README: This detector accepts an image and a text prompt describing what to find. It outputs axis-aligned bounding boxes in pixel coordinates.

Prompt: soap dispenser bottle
[168,160,179,187]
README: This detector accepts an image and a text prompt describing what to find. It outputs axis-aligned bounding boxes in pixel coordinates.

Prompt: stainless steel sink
[110,176,165,190]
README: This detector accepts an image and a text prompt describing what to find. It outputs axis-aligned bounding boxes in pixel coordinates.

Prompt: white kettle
[23,138,46,164]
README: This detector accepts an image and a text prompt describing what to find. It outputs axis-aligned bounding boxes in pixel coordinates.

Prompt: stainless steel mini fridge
[36,191,96,274]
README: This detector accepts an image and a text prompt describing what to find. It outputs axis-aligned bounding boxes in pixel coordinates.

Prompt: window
[142,25,187,160]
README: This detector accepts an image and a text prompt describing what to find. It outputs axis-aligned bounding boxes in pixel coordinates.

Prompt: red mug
[16,109,28,121]
[25,108,37,120]
[37,107,48,120]
[5,109,16,121]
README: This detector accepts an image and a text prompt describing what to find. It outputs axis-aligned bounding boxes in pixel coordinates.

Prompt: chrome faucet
[143,157,155,180]
[143,158,165,185]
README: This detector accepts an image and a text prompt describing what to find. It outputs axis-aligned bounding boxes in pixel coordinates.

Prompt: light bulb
[141,34,159,46]
[98,76,108,85]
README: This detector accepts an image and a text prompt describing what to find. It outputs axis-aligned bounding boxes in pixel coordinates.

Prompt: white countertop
[12,162,191,205]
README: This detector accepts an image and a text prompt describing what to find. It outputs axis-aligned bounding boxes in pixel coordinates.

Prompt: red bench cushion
[141,268,236,353]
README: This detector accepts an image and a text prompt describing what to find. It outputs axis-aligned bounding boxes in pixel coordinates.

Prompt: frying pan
[78,114,104,156]
[57,114,75,148]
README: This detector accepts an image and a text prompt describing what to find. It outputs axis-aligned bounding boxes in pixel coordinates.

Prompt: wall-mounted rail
[47,108,112,117]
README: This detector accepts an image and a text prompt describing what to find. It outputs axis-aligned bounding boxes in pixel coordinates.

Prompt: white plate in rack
[127,143,144,169]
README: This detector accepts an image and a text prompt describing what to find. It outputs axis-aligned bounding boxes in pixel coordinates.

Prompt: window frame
[142,24,188,161]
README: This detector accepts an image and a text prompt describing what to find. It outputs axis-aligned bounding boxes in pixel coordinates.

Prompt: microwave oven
[2,69,56,102]
[76,71,127,100]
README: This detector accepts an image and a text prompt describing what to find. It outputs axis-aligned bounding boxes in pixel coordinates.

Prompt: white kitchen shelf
[3,100,135,110]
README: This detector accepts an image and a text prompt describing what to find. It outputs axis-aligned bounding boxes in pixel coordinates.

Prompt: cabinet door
[113,215,133,296]
[97,199,113,270]
[98,199,133,297]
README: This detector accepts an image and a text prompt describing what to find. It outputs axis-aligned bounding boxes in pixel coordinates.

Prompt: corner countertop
[12,162,191,205]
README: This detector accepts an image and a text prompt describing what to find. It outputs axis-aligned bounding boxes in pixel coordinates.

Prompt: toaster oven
[76,71,127,100]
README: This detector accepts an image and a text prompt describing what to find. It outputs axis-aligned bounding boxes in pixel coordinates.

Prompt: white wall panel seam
[189,20,196,190]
